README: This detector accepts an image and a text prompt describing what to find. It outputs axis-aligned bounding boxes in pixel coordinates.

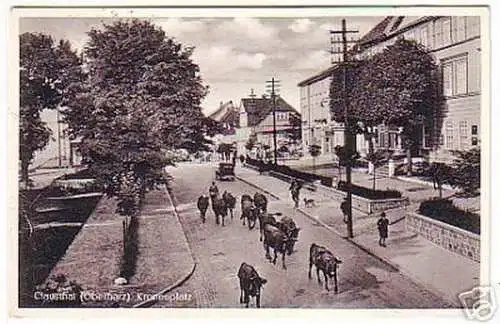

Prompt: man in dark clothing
[377,212,391,247]
[289,180,301,208]
[209,182,219,200]
[340,198,348,224]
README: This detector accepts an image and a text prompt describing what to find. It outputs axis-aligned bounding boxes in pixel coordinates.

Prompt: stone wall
[406,211,480,262]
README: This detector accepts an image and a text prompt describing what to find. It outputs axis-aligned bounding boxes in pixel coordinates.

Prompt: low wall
[265,168,409,214]
[406,211,480,262]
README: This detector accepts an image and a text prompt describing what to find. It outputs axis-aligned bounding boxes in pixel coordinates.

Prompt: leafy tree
[334,145,360,181]
[428,162,454,198]
[360,38,439,175]
[286,112,302,145]
[245,133,257,152]
[366,150,386,190]
[448,148,480,197]
[19,33,67,186]
[331,38,440,175]
[309,144,321,174]
[62,19,209,218]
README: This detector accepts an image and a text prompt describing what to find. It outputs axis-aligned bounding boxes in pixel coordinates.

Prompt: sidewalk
[48,187,195,307]
[236,165,479,307]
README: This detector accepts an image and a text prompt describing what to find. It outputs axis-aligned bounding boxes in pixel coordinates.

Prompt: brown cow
[254,192,268,213]
[258,212,279,242]
[237,262,267,308]
[241,194,257,229]
[222,191,236,219]
[276,216,301,255]
[262,224,295,270]
[308,243,342,293]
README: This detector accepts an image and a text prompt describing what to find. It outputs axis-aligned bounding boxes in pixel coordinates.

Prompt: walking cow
[308,243,342,293]
[276,216,300,255]
[222,191,237,220]
[197,195,209,223]
[254,192,268,213]
[211,195,227,226]
[262,224,295,270]
[241,194,258,229]
[237,262,267,308]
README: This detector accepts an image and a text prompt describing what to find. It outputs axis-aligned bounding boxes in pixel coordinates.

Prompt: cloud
[156,18,205,39]
[288,18,315,33]
[291,49,331,71]
[192,45,267,79]
[214,18,278,43]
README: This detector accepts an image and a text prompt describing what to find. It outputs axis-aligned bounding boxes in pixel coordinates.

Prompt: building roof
[208,101,235,121]
[241,96,299,127]
[297,65,339,87]
[208,101,239,133]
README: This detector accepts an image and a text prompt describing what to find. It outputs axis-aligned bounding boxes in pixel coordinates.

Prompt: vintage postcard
[7,3,496,322]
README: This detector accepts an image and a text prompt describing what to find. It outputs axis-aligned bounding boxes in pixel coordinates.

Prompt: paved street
[154,162,450,308]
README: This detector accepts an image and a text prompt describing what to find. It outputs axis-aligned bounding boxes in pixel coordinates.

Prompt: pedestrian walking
[376,212,392,247]
[209,181,219,201]
[289,179,301,208]
[340,197,348,224]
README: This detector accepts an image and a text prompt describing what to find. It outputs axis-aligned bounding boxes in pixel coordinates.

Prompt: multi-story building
[298,15,482,163]
[237,92,301,157]
[298,67,346,157]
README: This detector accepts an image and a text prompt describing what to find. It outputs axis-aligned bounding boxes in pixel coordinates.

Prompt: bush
[418,198,480,234]
[336,181,402,199]
[245,157,333,187]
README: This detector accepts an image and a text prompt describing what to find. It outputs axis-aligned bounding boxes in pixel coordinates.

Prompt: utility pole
[329,19,359,239]
[266,78,280,165]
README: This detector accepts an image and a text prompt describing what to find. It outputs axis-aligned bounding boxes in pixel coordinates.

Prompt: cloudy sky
[20,16,382,116]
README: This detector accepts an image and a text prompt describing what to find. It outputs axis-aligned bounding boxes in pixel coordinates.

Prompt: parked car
[215,162,235,181]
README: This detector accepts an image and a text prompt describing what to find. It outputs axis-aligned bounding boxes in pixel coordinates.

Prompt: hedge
[336,181,402,199]
[418,198,480,234]
[245,157,333,187]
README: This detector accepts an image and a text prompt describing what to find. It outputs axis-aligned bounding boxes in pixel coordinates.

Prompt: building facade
[237,93,301,158]
[298,15,481,163]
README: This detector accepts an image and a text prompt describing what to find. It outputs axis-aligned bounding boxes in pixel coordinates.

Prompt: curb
[132,263,197,308]
[131,184,197,308]
[235,175,281,200]
[294,207,400,272]
[238,174,459,307]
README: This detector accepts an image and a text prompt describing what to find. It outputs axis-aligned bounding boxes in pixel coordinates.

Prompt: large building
[237,91,301,157]
[298,16,482,163]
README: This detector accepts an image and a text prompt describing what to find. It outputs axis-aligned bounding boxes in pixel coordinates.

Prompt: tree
[448,148,481,197]
[19,33,71,186]
[330,38,440,175]
[428,162,454,198]
[309,144,321,174]
[286,112,302,146]
[366,150,386,190]
[334,145,360,181]
[62,19,209,219]
[359,38,439,175]
[245,133,257,152]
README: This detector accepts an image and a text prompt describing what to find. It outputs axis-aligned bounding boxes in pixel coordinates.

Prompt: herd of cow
[196,188,343,308]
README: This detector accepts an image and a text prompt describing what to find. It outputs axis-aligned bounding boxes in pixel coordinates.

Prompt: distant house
[237,92,301,158]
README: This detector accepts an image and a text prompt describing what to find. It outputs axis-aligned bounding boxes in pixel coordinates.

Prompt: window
[471,137,478,146]
[459,121,468,149]
[445,121,454,149]
[442,55,468,96]
[466,16,480,38]
[422,124,432,148]
[420,25,430,48]
[405,30,416,41]
[435,18,452,48]
[452,16,467,43]
[471,125,478,135]
[442,18,451,46]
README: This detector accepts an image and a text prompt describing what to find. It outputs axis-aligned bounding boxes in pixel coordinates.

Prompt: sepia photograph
[7,3,495,321]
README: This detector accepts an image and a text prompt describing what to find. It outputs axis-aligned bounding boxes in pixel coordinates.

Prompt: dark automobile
[215,162,235,181]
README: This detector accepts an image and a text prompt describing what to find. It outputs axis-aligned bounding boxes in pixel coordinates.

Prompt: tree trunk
[373,167,376,191]
[406,146,412,176]
[21,159,30,189]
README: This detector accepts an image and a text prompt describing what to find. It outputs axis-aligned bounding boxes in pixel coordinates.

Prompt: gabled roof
[209,101,235,121]
[241,96,299,127]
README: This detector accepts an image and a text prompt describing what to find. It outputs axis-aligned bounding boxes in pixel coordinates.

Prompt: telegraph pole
[266,78,280,165]
[329,19,359,239]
